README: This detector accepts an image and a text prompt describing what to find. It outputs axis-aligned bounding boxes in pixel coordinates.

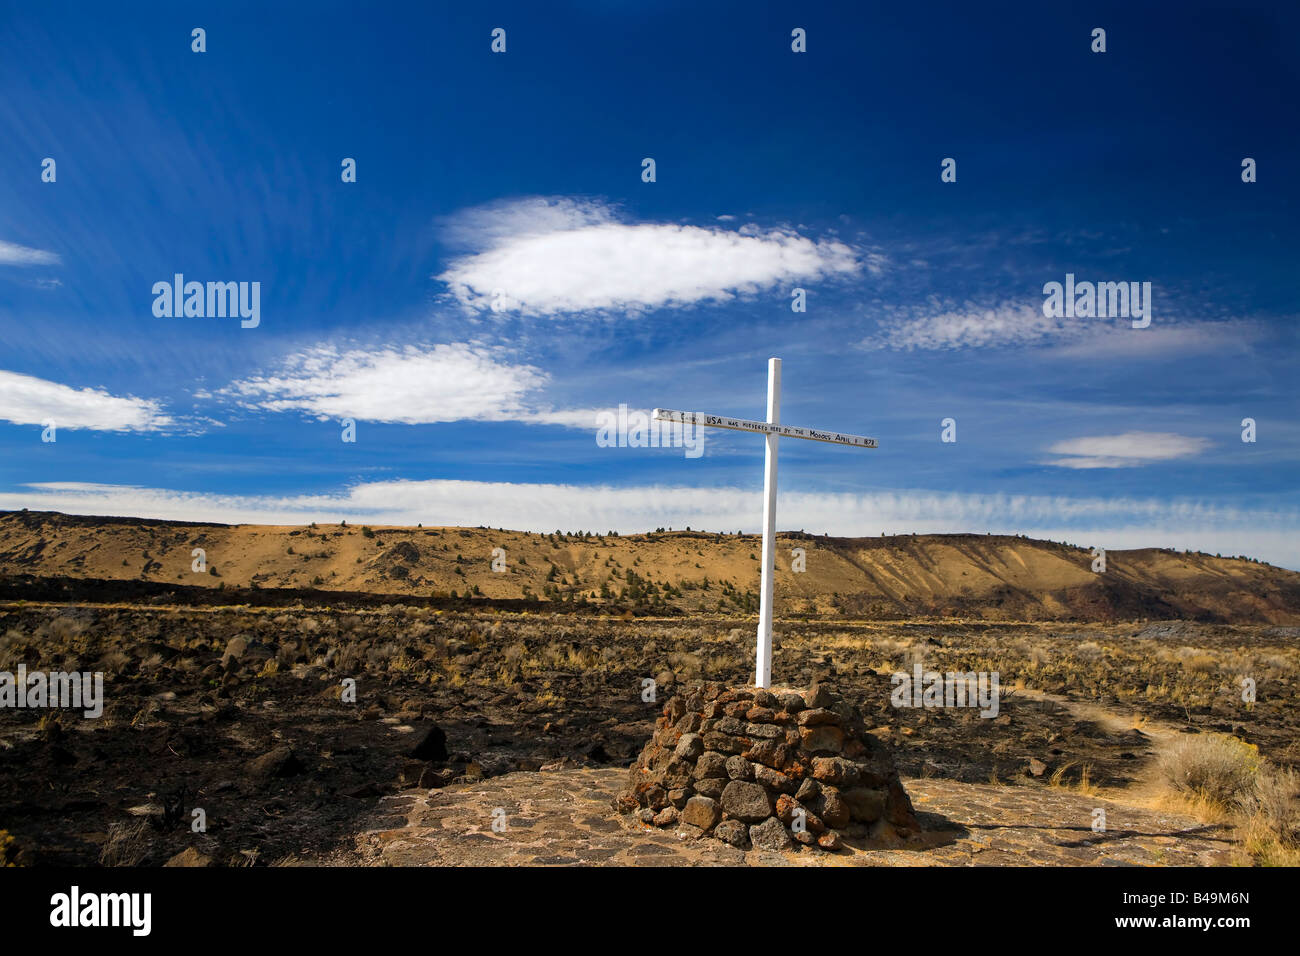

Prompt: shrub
[1160,734,1261,806]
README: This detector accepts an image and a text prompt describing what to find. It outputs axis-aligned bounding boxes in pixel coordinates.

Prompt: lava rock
[721,780,773,823]
[695,777,726,800]
[675,732,704,760]
[695,751,727,779]
[817,830,844,850]
[796,777,821,802]
[753,764,796,794]
[725,755,753,780]
[800,725,845,754]
[713,819,750,848]
[816,788,851,829]
[652,806,679,826]
[681,795,721,831]
[804,683,836,709]
[748,817,793,851]
[776,691,806,712]
[796,708,839,727]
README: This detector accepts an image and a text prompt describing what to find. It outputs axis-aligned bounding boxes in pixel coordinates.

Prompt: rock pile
[617,682,918,851]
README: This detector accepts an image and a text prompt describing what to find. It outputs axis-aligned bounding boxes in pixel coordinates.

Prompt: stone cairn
[616,682,918,852]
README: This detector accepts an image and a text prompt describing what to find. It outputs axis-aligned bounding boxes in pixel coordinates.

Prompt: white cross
[654,357,878,688]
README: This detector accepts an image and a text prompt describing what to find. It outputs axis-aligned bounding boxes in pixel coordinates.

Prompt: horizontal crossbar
[653,408,877,449]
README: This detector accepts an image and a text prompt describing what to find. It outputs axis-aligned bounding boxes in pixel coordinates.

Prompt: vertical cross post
[755,357,781,688]
[653,359,876,689]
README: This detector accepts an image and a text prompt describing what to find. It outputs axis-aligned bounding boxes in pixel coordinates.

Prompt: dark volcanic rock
[695,777,726,799]
[720,780,772,823]
[749,816,793,851]
[713,819,750,848]
[409,725,449,762]
[246,745,304,779]
[695,751,727,779]
[725,755,753,780]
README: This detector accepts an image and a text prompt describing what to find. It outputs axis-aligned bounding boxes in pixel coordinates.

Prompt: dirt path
[1012,687,1188,805]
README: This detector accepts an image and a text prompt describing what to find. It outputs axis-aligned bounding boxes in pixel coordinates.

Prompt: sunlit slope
[1,511,1296,623]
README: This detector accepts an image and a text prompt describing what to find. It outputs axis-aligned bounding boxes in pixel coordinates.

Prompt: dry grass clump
[0,628,27,670]
[99,820,151,866]
[564,644,600,671]
[1157,644,1219,674]
[1048,761,1097,795]
[41,615,86,643]
[666,650,702,679]
[1074,641,1103,661]
[1236,766,1300,866]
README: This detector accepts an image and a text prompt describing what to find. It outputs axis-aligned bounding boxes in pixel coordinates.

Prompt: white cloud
[4,479,1296,569]
[1045,431,1211,469]
[220,342,620,429]
[0,240,60,267]
[437,196,616,252]
[221,343,549,424]
[0,369,172,431]
[516,407,612,428]
[437,197,860,316]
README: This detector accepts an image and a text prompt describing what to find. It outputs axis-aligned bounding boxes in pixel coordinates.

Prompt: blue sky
[2,1,1298,566]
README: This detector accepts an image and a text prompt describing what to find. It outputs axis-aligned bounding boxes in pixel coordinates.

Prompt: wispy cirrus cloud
[0,369,171,431]
[1044,431,1212,469]
[862,299,1261,356]
[862,302,1083,351]
[436,196,861,316]
[4,479,1296,567]
[1044,320,1263,360]
[0,239,60,267]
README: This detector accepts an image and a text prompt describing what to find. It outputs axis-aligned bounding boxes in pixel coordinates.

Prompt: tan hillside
[1,509,1297,623]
